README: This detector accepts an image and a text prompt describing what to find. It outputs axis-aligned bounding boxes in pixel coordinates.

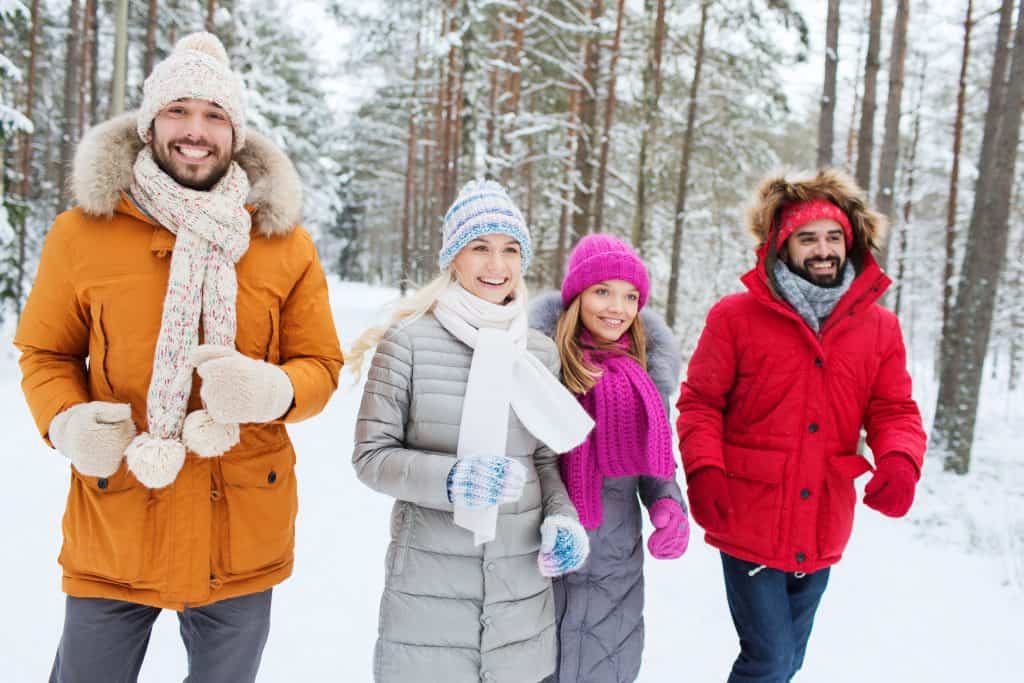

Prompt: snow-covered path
[1,280,1020,682]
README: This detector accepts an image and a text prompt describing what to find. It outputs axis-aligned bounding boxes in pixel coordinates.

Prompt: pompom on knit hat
[137,32,246,152]
[776,198,853,250]
[438,180,533,272]
[561,234,650,310]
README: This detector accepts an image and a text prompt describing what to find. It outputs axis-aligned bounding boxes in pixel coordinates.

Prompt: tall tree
[943,0,974,360]
[934,0,1024,474]
[571,0,603,241]
[592,0,625,235]
[817,0,841,168]
[58,0,82,208]
[145,0,159,77]
[111,0,129,116]
[893,51,926,318]
[400,29,422,295]
[206,0,216,33]
[875,0,909,269]
[17,0,39,202]
[855,0,882,191]
[630,0,667,252]
[666,0,709,329]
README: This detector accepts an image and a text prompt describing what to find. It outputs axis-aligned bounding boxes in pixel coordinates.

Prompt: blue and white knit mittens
[447,455,527,508]
[537,514,590,577]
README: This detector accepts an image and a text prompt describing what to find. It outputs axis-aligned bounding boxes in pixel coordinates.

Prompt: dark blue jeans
[721,552,830,683]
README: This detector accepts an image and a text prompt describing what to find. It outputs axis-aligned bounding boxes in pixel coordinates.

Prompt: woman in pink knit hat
[530,233,690,683]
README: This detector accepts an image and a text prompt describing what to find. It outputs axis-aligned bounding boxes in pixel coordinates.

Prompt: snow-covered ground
[1,279,1021,682]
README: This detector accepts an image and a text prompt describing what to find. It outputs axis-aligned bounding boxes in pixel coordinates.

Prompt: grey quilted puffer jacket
[530,292,687,683]
[352,312,580,683]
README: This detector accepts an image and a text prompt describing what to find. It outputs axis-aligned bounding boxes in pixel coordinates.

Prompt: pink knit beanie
[561,234,650,309]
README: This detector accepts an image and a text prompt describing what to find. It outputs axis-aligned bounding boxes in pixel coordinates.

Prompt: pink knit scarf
[562,332,675,529]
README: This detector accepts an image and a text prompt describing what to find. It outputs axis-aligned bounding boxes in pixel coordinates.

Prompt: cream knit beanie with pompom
[137,32,246,151]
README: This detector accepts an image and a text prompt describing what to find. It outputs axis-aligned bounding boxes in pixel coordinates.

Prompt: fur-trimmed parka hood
[747,168,887,258]
[71,111,303,236]
[528,291,682,406]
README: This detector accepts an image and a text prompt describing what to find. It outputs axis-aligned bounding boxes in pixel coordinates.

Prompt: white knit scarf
[433,283,594,543]
[124,146,252,486]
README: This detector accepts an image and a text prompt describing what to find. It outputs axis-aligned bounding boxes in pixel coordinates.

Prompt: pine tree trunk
[876,0,910,269]
[943,0,974,353]
[845,0,869,170]
[438,0,458,212]
[111,0,129,116]
[485,21,504,178]
[571,0,604,241]
[145,0,159,77]
[58,0,82,209]
[817,0,841,169]
[855,0,882,192]
[207,0,216,32]
[428,7,449,261]
[555,86,582,284]
[501,1,528,185]
[934,0,1024,475]
[12,0,39,317]
[593,0,625,235]
[894,53,925,318]
[630,0,667,252]
[80,0,97,130]
[87,0,98,123]
[666,0,709,329]
[451,50,465,200]
[401,31,422,295]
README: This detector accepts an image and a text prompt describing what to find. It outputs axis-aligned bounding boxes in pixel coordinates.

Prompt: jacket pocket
[387,502,414,578]
[87,301,116,399]
[817,453,872,560]
[265,307,281,364]
[722,444,787,557]
[60,460,152,585]
[219,447,297,575]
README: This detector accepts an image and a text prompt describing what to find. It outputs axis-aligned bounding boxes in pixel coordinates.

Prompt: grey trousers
[49,590,272,683]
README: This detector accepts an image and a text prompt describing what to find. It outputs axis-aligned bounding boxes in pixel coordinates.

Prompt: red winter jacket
[677,242,926,575]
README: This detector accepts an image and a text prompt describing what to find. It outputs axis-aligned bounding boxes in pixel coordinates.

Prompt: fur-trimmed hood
[747,168,887,257]
[71,111,303,236]
[528,291,682,404]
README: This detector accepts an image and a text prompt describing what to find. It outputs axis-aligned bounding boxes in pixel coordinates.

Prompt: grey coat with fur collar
[530,292,686,683]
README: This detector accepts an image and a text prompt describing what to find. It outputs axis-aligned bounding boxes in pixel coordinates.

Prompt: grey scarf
[773,259,855,334]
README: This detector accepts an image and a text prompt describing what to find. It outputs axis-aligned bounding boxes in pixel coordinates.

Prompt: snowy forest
[1,0,1022,477]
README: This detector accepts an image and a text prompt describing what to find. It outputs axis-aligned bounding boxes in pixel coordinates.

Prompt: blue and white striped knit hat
[438,180,533,272]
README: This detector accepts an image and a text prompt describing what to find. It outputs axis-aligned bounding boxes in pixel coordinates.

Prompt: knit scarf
[773,259,855,334]
[561,332,675,530]
[433,283,594,544]
[125,146,252,462]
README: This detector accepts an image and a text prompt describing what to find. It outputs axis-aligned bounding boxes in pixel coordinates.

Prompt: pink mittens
[647,498,690,560]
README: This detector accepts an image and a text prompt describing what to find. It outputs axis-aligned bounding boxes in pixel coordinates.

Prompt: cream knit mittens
[49,402,137,477]
[183,344,294,458]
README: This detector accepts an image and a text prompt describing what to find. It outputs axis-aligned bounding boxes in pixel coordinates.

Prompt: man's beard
[787,255,846,287]
[151,138,232,191]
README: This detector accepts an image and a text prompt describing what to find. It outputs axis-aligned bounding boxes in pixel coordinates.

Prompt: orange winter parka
[13,112,344,610]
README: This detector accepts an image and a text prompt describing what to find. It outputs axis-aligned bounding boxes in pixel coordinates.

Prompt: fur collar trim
[747,168,886,256]
[528,291,682,403]
[71,111,303,237]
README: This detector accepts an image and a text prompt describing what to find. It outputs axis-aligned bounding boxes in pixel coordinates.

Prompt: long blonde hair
[347,270,529,379]
[554,296,647,395]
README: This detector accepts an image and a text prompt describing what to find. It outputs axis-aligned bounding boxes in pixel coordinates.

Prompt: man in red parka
[677,169,926,682]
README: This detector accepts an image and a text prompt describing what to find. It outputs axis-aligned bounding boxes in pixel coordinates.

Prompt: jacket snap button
[97,478,108,490]
[814,357,823,368]
[800,488,811,500]
[267,470,277,484]
[210,489,221,501]
[486,562,496,572]
[481,615,492,627]
[796,551,806,564]
[808,423,819,433]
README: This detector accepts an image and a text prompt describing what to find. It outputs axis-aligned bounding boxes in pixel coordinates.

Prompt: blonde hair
[555,296,647,395]
[346,270,529,379]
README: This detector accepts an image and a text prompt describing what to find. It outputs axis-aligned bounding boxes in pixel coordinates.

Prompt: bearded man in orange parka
[14,32,343,683]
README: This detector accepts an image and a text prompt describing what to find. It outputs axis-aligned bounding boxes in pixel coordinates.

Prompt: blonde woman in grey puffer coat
[349,181,595,683]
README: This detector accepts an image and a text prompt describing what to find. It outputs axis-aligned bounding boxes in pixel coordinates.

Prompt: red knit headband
[776,199,853,249]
